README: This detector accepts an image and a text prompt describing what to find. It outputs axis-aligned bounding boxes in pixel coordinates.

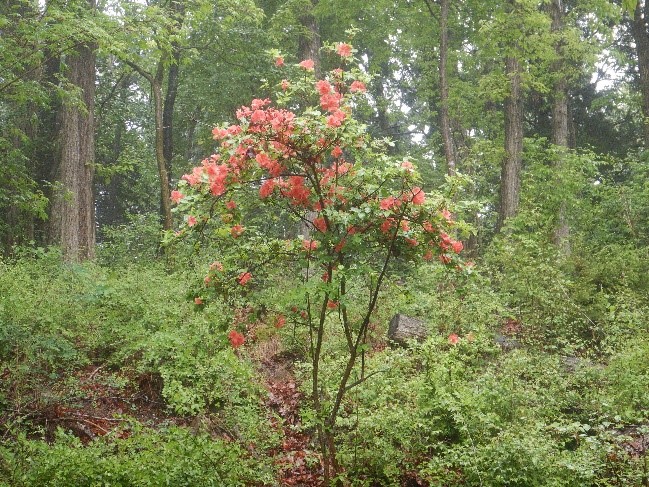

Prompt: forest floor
[4,320,648,487]
[262,351,323,486]
[13,365,186,444]
[3,329,648,486]
[5,348,330,486]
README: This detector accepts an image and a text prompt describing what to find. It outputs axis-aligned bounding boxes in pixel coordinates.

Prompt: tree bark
[298,0,321,239]
[298,0,321,76]
[162,0,185,180]
[163,62,180,179]
[630,0,649,146]
[154,63,173,231]
[48,0,96,261]
[550,0,571,255]
[496,54,523,232]
[439,0,456,176]
[124,59,173,231]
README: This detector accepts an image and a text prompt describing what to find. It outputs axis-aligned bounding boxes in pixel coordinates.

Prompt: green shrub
[601,341,649,423]
[416,347,617,486]
[97,212,163,266]
[0,425,275,486]
[0,253,278,463]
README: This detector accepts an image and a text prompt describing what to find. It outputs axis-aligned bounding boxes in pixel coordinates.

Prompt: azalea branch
[339,276,354,352]
[343,369,387,393]
[276,199,317,228]
[327,213,401,427]
[306,292,315,359]
[312,288,331,465]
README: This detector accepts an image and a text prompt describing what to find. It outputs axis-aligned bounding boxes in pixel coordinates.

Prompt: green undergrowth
[0,248,278,485]
[0,242,648,486]
[0,425,273,487]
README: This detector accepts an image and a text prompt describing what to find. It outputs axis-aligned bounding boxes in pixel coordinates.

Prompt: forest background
[1,0,649,485]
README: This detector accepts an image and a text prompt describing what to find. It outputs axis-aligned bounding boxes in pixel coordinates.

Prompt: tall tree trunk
[550,0,570,255]
[298,0,321,239]
[298,0,321,76]
[48,0,96,261]
[154,63,173,231]
[439,0,456,176]
[162,0,185,180]
[496,54,523,232]
[163,60,179,178]
[630,0,649,146]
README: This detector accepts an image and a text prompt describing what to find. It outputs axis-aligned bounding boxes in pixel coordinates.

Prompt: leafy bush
[601,341,649,423]
[97,212,163,265]
[0,425,275,486]
[0,252,278,470]
[417,348,611,486]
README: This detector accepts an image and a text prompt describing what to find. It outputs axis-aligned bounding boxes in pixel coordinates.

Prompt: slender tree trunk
[185,108,200,162]
[153,66,173,231]
[121,0,184,232]
[298,0,321,239]
[162,0,185,180]
[439,0,456,176]
[48,0,96,261]
[496,54,523,232]
[550,0,570,255]
[631,0,649,146]
[124,60,173,231]
[163,62,180,179]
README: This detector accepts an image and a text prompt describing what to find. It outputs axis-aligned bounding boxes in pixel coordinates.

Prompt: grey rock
[495,333,521,352]
[388,314,428,346]
[560,355,602,373]
[560,355,582,372]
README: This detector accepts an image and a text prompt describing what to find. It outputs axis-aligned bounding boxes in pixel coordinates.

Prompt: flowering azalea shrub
[172,41,466,481]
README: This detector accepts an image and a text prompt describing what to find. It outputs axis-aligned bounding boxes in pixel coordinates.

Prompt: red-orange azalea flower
[299,59,315,70]
[274,315,286,329]
[228,330,245,348]
[238,272,252,286]
[349,80,366,93]
[336,43,352,57]
[171,190,184,204]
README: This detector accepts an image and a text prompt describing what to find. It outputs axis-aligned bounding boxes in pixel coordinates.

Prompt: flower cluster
[174,43,465,349]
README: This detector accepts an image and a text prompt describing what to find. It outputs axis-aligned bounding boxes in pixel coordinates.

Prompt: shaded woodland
[1,0,648,485]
